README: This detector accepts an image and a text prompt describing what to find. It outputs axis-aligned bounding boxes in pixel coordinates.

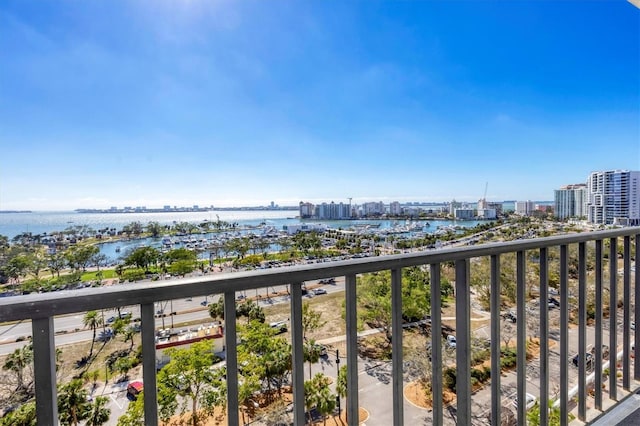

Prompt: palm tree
[3,344,33,397]
[85,396,111,426]
[58,379,90,426]
[303,340,321,380]
[83,310,102,359]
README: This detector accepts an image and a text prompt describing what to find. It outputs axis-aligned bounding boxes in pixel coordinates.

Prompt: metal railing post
[224,291,239,426]
[516,250,527,426]
[578,242,586,421]
[290,282,305,425]
[32,316,58,426]
[609,238,618,400]
[430,263,443,426]
[141,302,158,426]
[455,258,471,425]
[391,268,404,426]
[635,234,640,381]
[594,239,603,410]
[560,244,569,426]
[623,236,631,390]
[345,273,359,425]
[490,254,501,426]
[539,247,549,426]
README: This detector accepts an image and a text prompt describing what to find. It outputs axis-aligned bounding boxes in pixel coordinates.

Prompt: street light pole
[336,349,341,417]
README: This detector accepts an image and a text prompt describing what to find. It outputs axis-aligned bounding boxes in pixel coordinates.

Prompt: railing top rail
[1,227,638,322]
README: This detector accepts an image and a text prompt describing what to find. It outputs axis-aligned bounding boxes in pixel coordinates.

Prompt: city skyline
[1,1,638,210]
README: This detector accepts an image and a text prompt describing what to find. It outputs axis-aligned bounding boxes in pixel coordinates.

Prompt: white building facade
[554,184,587,220]
[515,201,535,216]
[586,170,640,225]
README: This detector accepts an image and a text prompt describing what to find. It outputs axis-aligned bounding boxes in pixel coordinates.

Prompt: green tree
[58,379,90,426]
[83,310,102,360]
[5,254,31,287]
[122,222,144,237]
[304,373,335,425]
[303,339,322,380]
[3,345,34,399]
[116,390,144,426]
[112,357,134,381]
[65,245,99,273]
[47,252,66,278]
[157,340,226,426]
[124,246,159,272]
[238,321,291,403]
[356,267,431,348]
[302,302,326,340]
[168,259,196,276]
[236,300,265,324]
[164,247,198,263]
[208,298,225,320]
[85,396,111,426]
[0,400,36,426]
[146,221,163,238]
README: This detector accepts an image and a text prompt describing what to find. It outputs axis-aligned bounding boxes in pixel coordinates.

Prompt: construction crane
[479,182,488,209]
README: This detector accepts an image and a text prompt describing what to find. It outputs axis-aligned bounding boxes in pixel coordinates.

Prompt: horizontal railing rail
[1,226,639,426]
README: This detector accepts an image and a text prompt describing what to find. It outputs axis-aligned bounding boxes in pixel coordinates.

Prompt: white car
[313,288,327,295]
[513,393,537,411]
[446,335,457,349]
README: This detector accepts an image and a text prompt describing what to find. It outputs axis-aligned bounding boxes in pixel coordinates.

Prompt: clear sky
[1,1,639,210]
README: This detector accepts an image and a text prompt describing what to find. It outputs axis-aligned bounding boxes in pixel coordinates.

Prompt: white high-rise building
[586,170,640,225]
[554,184,587,220]
[515,200,535,216]
[389,201,401,215]
[299,202,315,218]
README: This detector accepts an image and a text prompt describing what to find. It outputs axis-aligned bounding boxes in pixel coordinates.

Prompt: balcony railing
[1,227,639,425]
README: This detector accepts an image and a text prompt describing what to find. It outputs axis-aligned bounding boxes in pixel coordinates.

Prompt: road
[0,277,346,356]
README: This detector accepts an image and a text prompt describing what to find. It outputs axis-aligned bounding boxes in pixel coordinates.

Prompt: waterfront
[0,210,299,240]
[0,210,485,263]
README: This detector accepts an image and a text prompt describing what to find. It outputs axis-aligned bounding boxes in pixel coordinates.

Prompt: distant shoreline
[0,210,32,214]
[75,206,298,214]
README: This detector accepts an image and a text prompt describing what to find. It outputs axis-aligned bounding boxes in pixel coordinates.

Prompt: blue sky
[1,1,638,210]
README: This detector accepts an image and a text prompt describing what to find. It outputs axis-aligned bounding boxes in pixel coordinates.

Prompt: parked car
[270,321,288,334]
[572,352,594,370]
[447,335,457,349]
[314,343,328,357]
[503,311,517,323]
[313,288,327,295]
[513,393,538,411]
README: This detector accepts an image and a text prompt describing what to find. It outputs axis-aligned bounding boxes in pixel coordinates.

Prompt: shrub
[443,367,457,392]
[123,269,145,282]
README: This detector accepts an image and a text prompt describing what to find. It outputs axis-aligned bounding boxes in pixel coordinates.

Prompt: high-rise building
[315,201,350,219]
[515,201,535,216]
[389,201,401,215]
[362,201,385,217]
[299,202,315,219]
[586,170,640,225]
[554,184,587,220]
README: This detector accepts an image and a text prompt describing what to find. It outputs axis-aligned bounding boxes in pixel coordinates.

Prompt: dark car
[502,311,517,323]
[572,352,593,369]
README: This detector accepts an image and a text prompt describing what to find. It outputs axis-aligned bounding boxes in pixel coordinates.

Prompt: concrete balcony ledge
[589,388,640,425]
